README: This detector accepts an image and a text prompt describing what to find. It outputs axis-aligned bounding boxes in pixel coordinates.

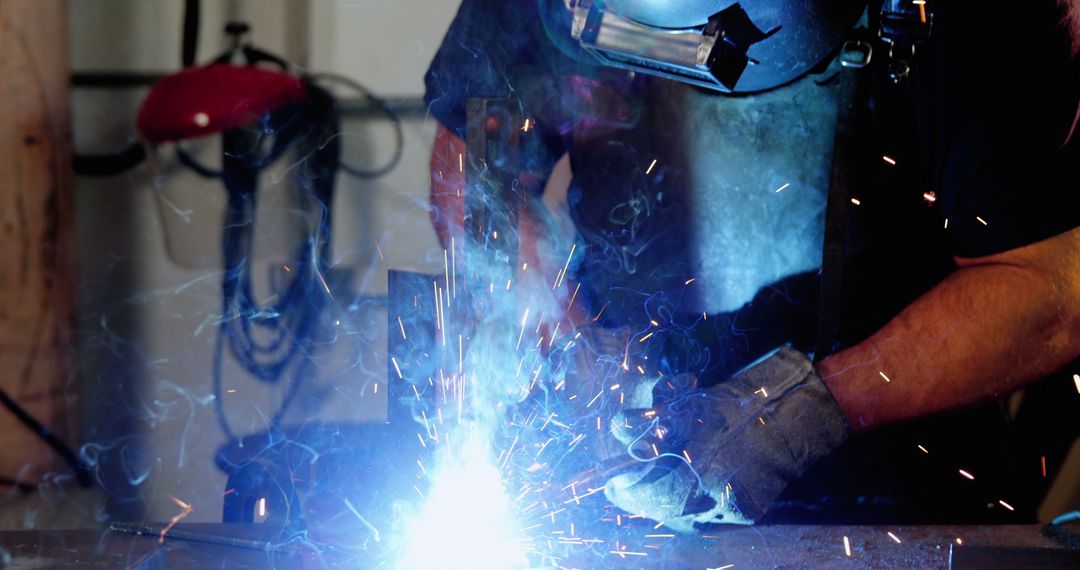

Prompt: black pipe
[182,0,200,67]
[72,143,146,177]
[0,386,92,487]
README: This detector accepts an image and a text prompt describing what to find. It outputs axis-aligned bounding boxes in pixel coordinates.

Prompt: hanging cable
[182,0,201,67]
[308,72,404,179]
[0,387,91,487]
[209,80,342,441]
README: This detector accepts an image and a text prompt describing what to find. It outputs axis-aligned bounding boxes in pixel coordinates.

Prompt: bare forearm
[818,235,1080,431]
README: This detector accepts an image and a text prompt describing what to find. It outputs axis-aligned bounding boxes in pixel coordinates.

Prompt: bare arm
[429,124,467,251]
[818,226,1080,431]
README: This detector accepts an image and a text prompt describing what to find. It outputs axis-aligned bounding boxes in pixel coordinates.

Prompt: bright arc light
[399,430,529,570]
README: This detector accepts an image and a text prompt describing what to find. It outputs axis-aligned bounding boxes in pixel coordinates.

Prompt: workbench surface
[0,523,1077,568]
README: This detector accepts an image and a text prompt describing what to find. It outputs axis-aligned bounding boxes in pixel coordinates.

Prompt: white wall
[72,0,459,523]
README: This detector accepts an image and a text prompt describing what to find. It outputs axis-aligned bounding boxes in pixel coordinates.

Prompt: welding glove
[603,346,849,532]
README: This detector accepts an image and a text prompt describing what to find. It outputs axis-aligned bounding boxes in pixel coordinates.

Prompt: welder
[425,0,1080,530]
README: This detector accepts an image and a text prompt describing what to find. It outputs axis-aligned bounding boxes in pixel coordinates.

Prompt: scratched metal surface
[556,524,1078,569]
[0,529,160,569]
[1,523,1077,568]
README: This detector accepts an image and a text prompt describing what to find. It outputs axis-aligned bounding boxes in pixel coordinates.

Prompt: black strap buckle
[878,0,933,82]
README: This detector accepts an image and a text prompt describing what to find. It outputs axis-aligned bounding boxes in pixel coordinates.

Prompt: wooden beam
[0,0,76,484]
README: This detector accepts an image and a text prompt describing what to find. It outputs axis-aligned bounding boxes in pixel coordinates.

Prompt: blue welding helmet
[570,0,867,93]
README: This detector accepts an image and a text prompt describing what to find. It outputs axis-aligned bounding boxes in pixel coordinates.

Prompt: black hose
[182,0,200,67]
[0,386,92,487]
[71,142,146,177]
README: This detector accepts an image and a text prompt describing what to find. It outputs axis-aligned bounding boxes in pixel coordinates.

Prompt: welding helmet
[570,0,867,93]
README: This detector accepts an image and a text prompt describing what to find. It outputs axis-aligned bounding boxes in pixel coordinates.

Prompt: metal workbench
[1,523,1077,569]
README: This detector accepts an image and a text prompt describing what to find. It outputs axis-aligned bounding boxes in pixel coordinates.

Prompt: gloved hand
[603,346,849,532]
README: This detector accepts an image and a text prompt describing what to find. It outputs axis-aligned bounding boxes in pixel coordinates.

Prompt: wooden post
[0,0,76,483]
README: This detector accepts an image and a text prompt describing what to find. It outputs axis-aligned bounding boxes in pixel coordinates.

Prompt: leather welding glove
[603,346,849,532]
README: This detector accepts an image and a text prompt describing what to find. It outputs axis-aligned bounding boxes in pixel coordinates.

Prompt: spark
[1042,455,1048,478]
[567,282,581,312]
[879,371,892,383]
[684,278,696,285]
[956,538,963,545]
[516,308,531,351]
[775,182,791,193]
[554,244,577,289]
[373,238,384,260]
[708,565,735,570]
[851,198,862,206]
[976,216,988,226]
[887,531,901,544]
[917,444,929,454]
[882,155,897,165]
[923,191,937,203]
[646,534,675,538]
[444,250,451,308]
[159,495,194,543]
[1073,373,1079,394]
[915,0,927,22]
[316,268,334,300]
[458,152,463,172]
[226,389,236,394]
[645,159,658,175]
[944,218,949,229]
[391,356,403,379]
[282,264,291,272]
[397,316,407,340]
[843,536,852,557]
[754,387,768,397]
[593,303,608,322]
[610,550,647,557]
[682,449,692,463]
[609,384,621,391]
[959,469,975,480]
[999,500,1015,511]
[639,332,654,343]
[522,118,532,132]
[651,443,660,457]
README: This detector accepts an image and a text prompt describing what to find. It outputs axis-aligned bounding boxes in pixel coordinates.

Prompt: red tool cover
[137,64,306,143]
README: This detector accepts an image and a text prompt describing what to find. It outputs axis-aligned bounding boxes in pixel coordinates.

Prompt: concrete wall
[71,0,458,523]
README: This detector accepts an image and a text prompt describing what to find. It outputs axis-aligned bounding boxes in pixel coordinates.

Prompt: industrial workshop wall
[71,0,457,523]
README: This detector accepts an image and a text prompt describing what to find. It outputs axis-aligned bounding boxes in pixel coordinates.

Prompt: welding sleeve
[603,346,849,531]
